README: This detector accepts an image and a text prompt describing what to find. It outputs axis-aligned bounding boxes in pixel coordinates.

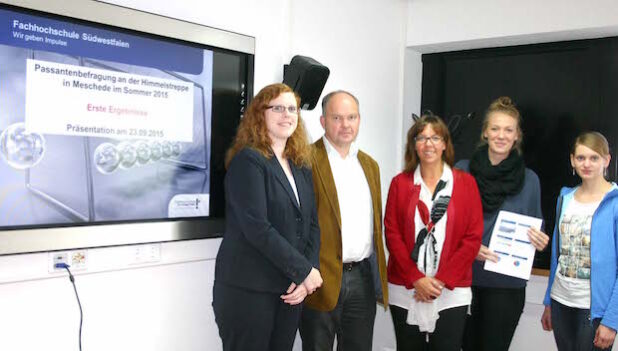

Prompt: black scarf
[469,144,525,213]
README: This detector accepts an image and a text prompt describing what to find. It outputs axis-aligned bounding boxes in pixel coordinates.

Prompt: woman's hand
[476,245,499,262]
[594,324,616,349]
[413,277,443,302]
[527,227,550,251]
[541,306,552,331]
[302,267,323,294]
[281,282,308,305]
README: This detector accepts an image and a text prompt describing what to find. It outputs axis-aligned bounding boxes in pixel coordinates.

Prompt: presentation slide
[0,7,213,227]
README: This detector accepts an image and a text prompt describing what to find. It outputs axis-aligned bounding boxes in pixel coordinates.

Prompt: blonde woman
[541,132,618,351]
[457,97,549,351]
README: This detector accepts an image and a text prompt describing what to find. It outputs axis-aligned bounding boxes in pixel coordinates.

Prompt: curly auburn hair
[225,83,312,168]
[404,114,454,173]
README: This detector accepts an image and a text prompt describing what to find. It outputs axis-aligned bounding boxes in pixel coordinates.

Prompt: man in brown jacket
[299,90,388,351]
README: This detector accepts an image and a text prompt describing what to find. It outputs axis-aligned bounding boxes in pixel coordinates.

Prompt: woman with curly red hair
[213,83,322,351]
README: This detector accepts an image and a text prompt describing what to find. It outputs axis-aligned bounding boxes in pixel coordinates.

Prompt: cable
[56,263,83,351]
[447,114,462,136]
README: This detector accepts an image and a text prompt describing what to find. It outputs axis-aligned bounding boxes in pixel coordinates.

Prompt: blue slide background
[0,7,213,227]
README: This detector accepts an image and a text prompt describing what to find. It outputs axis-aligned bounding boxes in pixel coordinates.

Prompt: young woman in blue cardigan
[541,131,618,350]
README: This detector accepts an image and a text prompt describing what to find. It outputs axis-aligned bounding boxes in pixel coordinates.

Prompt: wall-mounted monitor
[0,0,254,254]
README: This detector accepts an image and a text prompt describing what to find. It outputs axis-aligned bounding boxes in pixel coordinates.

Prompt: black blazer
[214,148,320,293]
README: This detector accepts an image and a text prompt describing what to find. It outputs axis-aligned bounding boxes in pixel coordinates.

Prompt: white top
[388,164,471,332]
[323,136,373,262]
[283,164,300,206]
[550,198,598,309]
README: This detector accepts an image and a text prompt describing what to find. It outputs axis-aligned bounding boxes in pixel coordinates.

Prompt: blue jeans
[551,299,613,351]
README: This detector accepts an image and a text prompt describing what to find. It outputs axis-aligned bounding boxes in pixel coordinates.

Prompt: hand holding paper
[484,210,543,280]
[527,227,550,251]
[476,244,499,263]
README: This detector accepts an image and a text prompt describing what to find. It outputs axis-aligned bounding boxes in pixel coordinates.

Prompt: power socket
[48,250,88,272]
[51,252,69,271]
[70,250,87,270]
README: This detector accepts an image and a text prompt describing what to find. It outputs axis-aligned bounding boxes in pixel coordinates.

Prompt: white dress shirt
[323,136,373,263]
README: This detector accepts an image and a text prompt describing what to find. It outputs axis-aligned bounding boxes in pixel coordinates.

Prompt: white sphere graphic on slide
[149,140,163,161]
[171,142,182,157]
[0,122,46,170]
[117,141,137,169]
[94,142,121,174]
[161,141,173,158]
[134,140,151,165]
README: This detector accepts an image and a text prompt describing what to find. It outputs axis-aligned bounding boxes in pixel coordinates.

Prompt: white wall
[407,0,618,53]
[288,0,408,200]
[0,1,408,351]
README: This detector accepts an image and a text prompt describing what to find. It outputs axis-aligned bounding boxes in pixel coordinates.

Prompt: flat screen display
[0,1,253,253]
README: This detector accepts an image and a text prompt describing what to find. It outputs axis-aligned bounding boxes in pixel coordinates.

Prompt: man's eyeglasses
[415,135,443,144]
[267,105,298,114]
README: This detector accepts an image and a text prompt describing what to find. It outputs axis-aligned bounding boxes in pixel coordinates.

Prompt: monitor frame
[0,0,254,255]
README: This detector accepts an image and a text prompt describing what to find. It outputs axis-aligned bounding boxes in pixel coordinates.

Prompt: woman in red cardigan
[385,115,483,351]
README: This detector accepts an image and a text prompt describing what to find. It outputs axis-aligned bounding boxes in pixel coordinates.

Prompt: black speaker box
[283,55,330,110]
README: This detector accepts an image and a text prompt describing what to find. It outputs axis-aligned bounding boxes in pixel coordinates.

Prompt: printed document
[484,210,543,280]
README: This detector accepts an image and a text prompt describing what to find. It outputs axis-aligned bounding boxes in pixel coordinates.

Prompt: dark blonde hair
[225,83,311,168]
[480,96,523,154]
[404,115,454,173]
[571,131,610,157]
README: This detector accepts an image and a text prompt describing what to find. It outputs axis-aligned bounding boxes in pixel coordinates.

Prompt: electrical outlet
[48,250,88,272]
[70,250,88,270]
[50,252,69,272]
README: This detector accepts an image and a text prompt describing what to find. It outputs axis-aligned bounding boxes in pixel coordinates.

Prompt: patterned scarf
[411,180,451,271]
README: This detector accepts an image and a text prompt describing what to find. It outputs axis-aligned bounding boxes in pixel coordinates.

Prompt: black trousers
[551,299,614,351]
[390,304,468,351]
[299,260,376,351]
[212,282,301,351]
[462,286,525,351]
